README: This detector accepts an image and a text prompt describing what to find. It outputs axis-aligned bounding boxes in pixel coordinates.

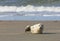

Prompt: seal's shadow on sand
[42,32,56,34]
[25,32,56,35]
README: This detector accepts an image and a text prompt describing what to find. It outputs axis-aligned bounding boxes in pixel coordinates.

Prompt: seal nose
[25,25,30,32]
[40,25,44,34]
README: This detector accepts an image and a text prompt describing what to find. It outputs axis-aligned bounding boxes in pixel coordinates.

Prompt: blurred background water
[0,0,60,21]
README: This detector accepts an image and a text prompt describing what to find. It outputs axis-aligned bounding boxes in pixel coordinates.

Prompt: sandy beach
[0,21,60,41]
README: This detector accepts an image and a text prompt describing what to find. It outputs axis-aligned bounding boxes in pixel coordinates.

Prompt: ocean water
[0,15,60,21]
[0,0,60,21]
[0,5,60,21]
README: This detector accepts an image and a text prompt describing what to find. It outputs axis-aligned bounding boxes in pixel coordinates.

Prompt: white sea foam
[23,14,60,16]
[0,5,60,17]
[0,5,60,12]
[43,14,60,16]
[0,6,16,12]
[0,14,13,17]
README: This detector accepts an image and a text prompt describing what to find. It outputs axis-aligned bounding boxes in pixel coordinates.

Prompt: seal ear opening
[25,25,30,32]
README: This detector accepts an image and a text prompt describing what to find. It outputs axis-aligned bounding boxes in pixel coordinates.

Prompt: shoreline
[0,20,59,21]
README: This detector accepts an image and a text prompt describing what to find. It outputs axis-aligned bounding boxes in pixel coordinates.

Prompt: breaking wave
[0,5,60,12]
[0,5,60,17]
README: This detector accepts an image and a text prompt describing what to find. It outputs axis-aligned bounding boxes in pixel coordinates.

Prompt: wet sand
[0,21,60,41]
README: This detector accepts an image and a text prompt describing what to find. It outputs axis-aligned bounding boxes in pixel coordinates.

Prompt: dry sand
[0,21,60,41]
